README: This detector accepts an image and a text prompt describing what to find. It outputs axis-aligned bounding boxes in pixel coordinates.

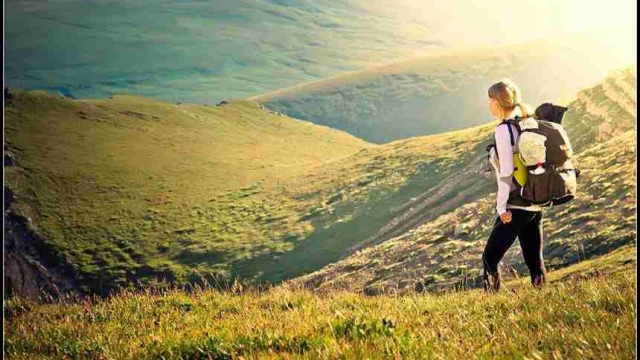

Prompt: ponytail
[515,102,534,119]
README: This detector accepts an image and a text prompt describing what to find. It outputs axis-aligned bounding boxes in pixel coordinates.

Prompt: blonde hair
[488,78,533,119]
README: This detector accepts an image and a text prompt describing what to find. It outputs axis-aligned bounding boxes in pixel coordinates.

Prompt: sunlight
[385,0,636,50]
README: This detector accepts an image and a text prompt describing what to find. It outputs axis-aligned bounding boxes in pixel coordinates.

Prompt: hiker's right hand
[500,211,512,224]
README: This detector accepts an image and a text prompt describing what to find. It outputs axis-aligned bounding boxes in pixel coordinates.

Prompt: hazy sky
[4,0,637,103]
[363,0,637,47]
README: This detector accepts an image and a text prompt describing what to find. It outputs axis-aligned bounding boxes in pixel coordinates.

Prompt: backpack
[487,115,579,207]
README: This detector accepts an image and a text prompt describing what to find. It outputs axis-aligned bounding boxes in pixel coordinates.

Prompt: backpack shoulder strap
[511,116,523,134]
[498,118,521,147]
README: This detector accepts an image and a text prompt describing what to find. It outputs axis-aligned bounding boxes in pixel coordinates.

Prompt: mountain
[6,0,635,105]
[253,35,636,143]
[3,66,635,299]
[5,0,440,103]
[4,0,513,104]
[5,85,497,296]
[285,67,637,294]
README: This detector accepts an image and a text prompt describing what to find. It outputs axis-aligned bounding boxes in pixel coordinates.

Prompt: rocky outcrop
[4,189,84,301]
[596,121,617,142]
[4,146,84,302]
[575,68,636,127]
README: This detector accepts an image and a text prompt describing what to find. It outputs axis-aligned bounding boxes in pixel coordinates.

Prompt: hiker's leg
[482,214,520,292]
[518,211,547,287]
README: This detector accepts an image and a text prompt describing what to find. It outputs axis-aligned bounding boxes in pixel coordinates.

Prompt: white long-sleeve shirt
[488,107,543,215]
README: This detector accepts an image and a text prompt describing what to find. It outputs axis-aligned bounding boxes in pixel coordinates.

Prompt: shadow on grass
[174,248,231,267]
[230,135,494,283]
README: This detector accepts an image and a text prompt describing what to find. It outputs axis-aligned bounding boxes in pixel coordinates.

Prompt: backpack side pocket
[521,169,554,205]
[550,169,577,205]
[521,167,576,205]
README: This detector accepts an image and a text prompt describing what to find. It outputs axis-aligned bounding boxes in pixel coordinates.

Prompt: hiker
[482,79,547,292]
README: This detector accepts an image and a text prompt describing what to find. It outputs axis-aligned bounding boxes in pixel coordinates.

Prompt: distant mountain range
[6,0,450,104]
[6,0,635,106]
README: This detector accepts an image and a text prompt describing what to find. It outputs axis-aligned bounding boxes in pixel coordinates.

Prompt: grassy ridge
[231,123,497,281]
[287,67,637,294]
[4,246,636,360]
[254,35,635,143]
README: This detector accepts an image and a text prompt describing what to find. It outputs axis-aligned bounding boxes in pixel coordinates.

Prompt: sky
[381,0,637,46]
[4,0,637,104]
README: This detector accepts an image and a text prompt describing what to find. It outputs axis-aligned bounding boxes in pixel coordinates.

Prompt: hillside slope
[253,35,635,143]
[5,87,501,296]
[4,67,635,299]
[4,92,374,296]
[5,85,503,298]
[285,67,637,294]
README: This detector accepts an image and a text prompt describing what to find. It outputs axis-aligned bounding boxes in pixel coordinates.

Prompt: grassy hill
[286,67,637,294]
[4,246,636,359]
[253,35,635,143]
[6,87,498,297]
[4,89,500,296]
[4,92,374,295]
[3,66,636,299]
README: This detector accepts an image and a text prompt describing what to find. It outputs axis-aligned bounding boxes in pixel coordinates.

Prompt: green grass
[287,67,637,294]
[4,246,636,360]
[4,91,374,293]
[4,66,637,295]
[3,89,495,293]
[3,65,637,360]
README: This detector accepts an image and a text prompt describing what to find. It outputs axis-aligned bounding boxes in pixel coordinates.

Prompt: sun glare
[390,0,636,50]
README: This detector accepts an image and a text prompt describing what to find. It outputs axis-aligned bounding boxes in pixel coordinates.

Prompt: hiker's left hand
[500,211,512,224]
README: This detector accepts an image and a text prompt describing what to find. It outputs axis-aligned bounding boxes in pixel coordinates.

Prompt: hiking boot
[532,273,547,288]
[483,271,501,293]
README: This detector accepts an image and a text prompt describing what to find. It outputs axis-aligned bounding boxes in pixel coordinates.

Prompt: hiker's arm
[495,126,513,216]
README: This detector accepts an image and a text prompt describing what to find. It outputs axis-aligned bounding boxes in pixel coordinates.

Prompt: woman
[483,79,547,293]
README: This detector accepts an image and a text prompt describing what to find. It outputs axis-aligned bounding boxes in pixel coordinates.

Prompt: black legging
[482,208,547,292]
